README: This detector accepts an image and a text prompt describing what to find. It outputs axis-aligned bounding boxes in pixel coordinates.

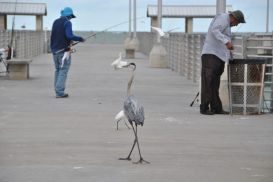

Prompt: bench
[6,59,32,80]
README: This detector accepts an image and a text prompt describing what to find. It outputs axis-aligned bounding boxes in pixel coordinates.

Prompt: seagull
[111,52,129,70]
[151,26,165,37]
[151,26,180,38]
[61,51,71,68]
[114,110,130,130]
[61,49,76,68]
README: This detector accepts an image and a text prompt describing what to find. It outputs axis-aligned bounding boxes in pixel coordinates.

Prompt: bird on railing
[151,26,165,37]
[151,26,179,39]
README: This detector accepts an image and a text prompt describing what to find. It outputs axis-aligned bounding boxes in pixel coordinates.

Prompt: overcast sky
[3,0,273,33]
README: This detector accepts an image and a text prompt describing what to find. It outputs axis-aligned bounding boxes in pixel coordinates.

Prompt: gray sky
[3,0,273,32]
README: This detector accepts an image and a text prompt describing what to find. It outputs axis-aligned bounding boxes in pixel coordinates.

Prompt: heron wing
[123,95,145,125]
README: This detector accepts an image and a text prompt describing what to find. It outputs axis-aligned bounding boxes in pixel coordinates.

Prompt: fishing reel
[70,48,76,53]
[64,47,76,53]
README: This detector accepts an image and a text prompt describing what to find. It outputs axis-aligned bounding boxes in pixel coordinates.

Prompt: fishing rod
[6,0,18,60]
[10,0,17,48]
[55,16,146,54]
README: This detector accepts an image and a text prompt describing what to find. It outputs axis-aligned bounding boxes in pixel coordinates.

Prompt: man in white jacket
[200,10,245,115]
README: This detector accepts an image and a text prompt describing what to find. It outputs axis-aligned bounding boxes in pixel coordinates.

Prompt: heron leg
[124,121,131,129]
[116,119,121,130]
[119,122,136,161]
[132,124,150,164]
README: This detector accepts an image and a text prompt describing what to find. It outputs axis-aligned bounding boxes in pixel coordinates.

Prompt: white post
[133,0,136,39]
[158,0,162,28]
[157,0,162,43]
[44,27,48,53]
[129,0,132,38]
[266,0,269,32]
[149,0,168,68]
[216,0,226,14]
[124,0,138,58]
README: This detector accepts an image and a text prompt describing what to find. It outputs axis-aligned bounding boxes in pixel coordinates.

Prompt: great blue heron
[112,60,149,164]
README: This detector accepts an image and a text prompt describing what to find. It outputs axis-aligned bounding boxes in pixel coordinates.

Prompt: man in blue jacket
[200,10,245,115]
[50,7,84,98]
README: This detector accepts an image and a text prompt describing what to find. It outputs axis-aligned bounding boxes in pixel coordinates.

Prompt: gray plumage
[115,62,149,164]
[124,95,145,126]
[123,63,145,126]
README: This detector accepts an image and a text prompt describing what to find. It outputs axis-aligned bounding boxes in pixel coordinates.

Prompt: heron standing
[112,61,149,164]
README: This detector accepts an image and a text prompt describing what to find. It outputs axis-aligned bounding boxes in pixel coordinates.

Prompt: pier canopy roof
[0,2,47,30]
[147,5,233,18]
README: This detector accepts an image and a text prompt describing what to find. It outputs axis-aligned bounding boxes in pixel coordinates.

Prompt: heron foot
[119,157,131,161]
[133,157,150,164]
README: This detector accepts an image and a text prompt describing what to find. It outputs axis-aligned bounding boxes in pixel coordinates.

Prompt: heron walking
[112,59,149,164]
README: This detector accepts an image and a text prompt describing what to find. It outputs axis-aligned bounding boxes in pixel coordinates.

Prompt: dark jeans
[200,54,225,113]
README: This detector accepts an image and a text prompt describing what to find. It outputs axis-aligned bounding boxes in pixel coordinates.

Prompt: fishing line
[55,16,146,53]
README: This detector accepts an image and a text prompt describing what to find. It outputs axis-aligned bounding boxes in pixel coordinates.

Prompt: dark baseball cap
[229,10,246,23]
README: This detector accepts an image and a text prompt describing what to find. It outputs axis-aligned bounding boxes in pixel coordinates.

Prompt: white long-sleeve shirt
[201,13,231,62]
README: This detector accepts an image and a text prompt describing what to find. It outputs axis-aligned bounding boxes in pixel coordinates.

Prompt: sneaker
[200,110,214,115]
[56,93,69,98]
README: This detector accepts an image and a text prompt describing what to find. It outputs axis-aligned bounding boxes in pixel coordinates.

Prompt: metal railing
[1,30,272,113]
[0,30,47,59]
[138,32,205,83]
[232,33,273,113]
[143,32,272,113]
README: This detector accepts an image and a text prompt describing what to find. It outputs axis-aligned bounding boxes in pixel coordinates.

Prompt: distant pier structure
[0,2,47,31]
[147,5,233,33]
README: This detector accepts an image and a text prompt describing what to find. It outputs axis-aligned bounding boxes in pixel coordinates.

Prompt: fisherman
[200,10,246,115]
[50,7,84,98]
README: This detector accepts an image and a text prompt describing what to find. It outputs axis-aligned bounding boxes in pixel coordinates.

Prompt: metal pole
[44,27,48,53]
[158,0,162,28]
[133,0,136,38]
[216,0,226,14]
[266,0,269,32]
[129,0,132,38]
[157,0,162,43]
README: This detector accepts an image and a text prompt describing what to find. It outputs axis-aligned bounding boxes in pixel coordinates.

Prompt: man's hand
[226,42,234,50]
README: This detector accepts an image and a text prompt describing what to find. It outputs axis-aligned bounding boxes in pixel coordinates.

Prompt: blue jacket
[50,16,83,54]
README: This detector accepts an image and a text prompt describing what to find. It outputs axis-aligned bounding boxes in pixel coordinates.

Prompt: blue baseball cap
[61,7,76,18]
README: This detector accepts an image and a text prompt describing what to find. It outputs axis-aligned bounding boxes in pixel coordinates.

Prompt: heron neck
[127,70,135,96]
